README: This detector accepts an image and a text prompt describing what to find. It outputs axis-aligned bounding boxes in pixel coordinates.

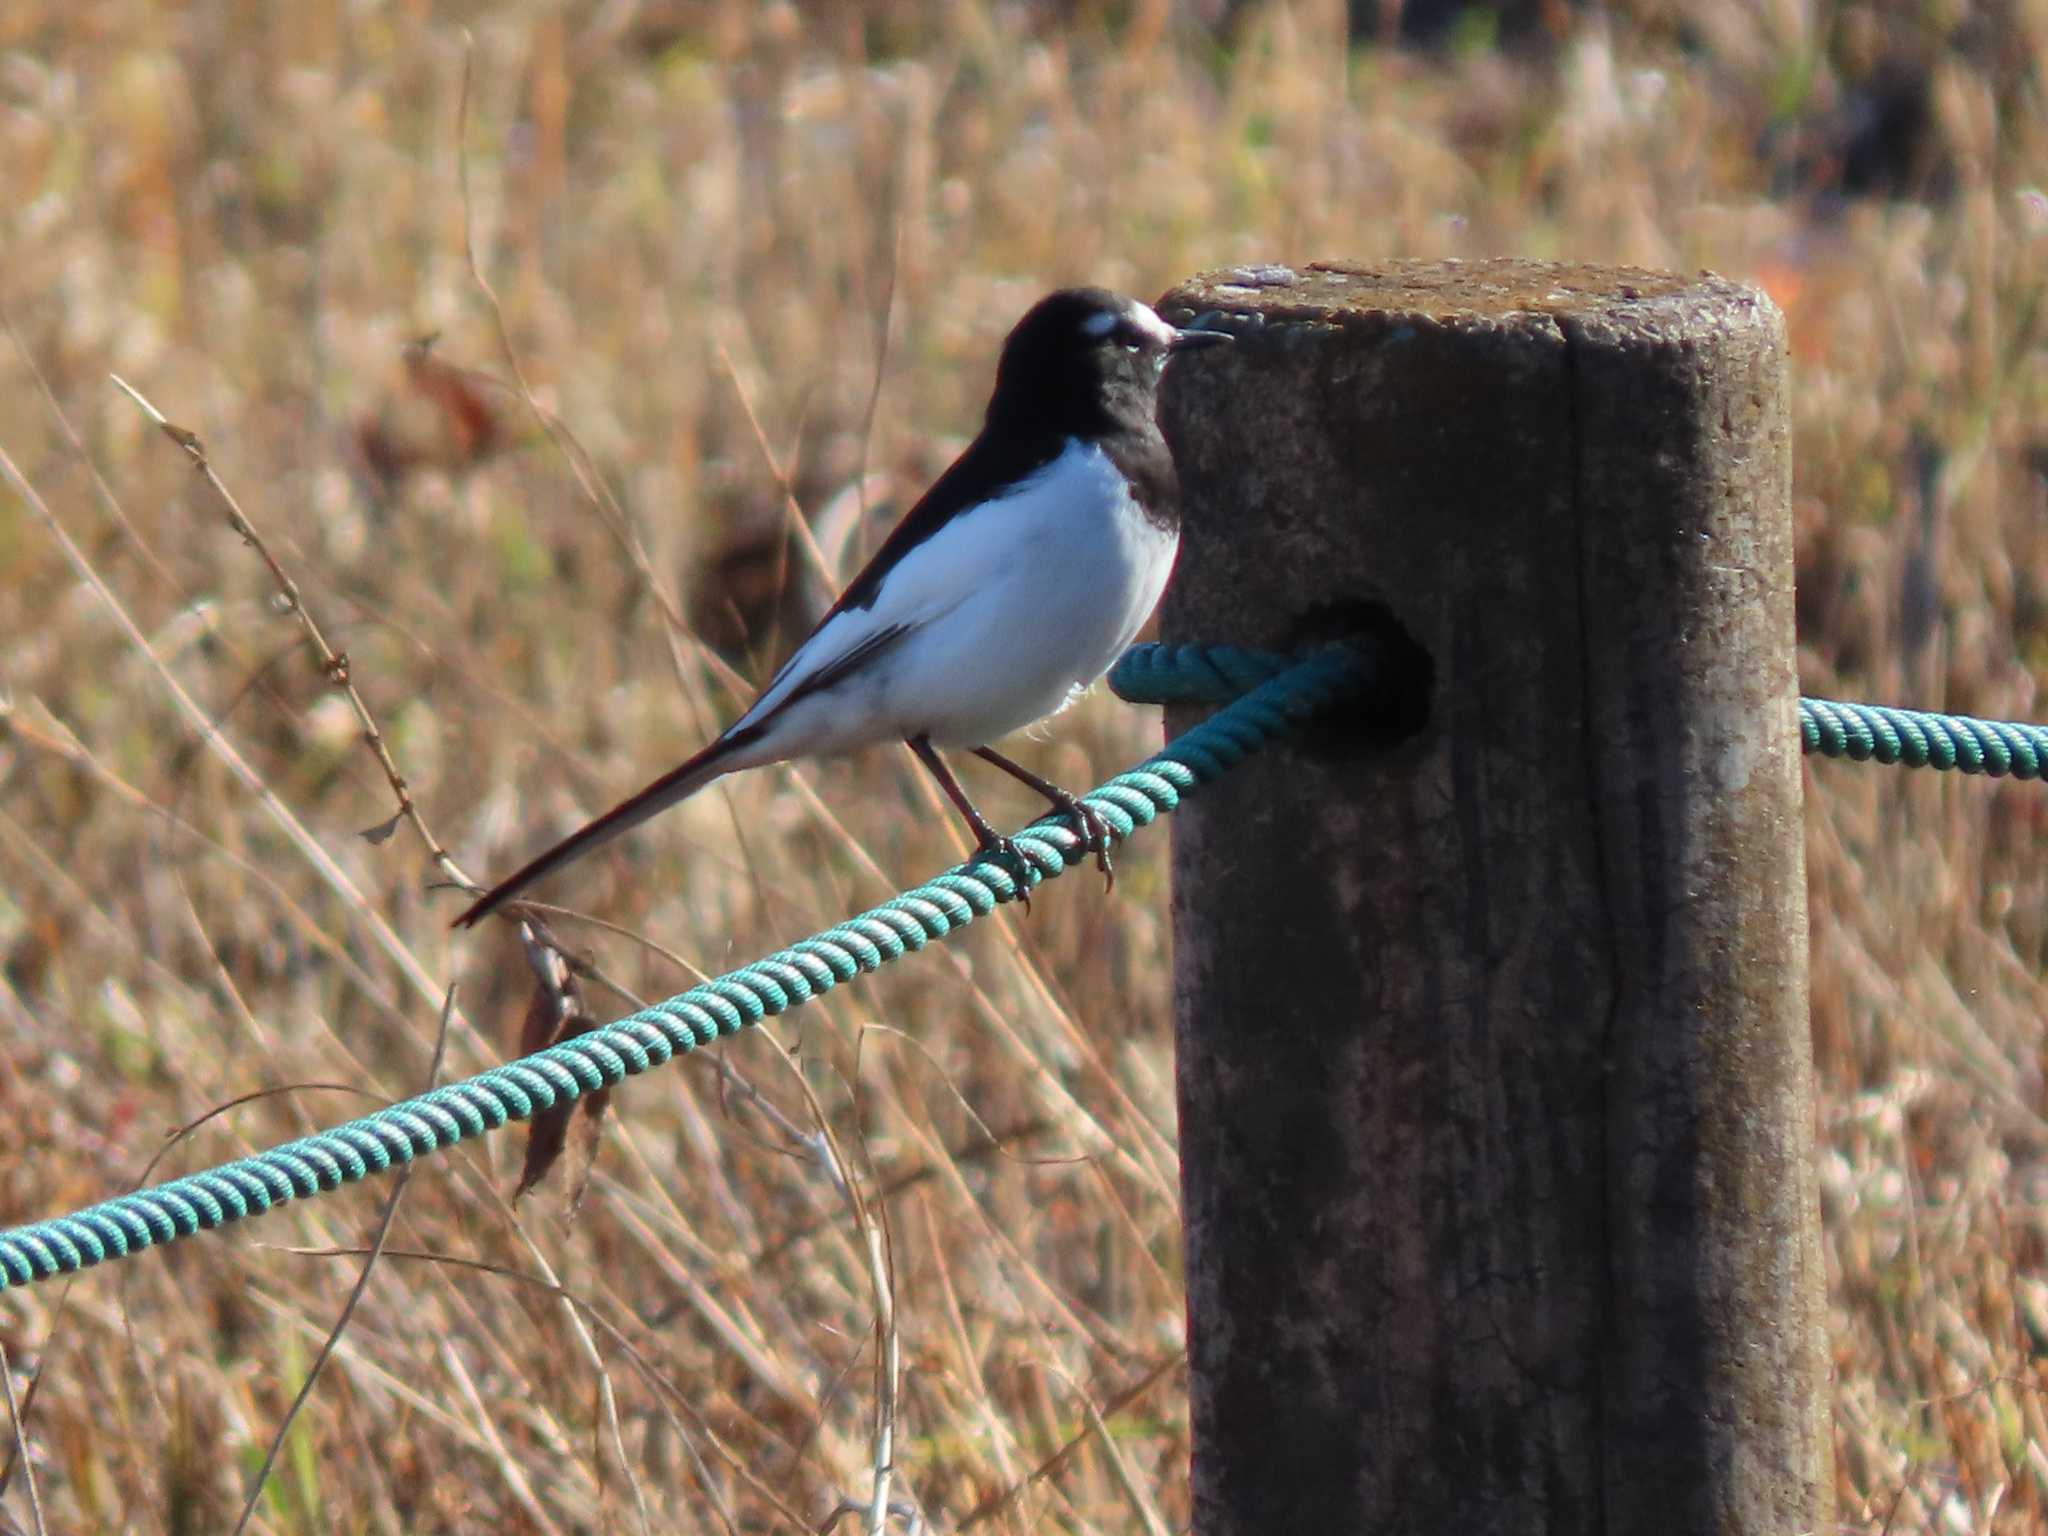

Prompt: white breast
[731,439,1177,759]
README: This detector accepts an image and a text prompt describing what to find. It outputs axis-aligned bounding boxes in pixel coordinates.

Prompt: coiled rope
[1800,696,2048,779]
[0,643,1366,1291]
[3,643,2041,1292]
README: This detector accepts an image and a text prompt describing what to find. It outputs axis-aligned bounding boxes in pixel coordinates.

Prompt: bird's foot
[1048,793,1115,891]
[971,830,1038,913]
[963,747,1116,893]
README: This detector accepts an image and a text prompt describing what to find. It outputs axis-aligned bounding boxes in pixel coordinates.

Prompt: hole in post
[1282,599,1433,756]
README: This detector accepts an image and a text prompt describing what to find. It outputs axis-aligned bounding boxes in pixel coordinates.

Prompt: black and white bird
[456,288,1229,928]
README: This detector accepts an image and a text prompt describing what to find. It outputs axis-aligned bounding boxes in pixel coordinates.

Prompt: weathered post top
[1154,260,1829,1536]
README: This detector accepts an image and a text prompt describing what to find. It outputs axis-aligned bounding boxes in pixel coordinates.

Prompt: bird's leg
[906,737,1035,906]
[972,746,1114,890]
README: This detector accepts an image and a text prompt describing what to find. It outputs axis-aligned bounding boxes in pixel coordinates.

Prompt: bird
[455,288,1231,929]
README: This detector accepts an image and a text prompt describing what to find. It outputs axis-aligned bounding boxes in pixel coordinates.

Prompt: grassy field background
[4,1,2048,1530]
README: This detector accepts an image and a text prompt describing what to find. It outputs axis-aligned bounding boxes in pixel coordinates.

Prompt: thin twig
[443,1337,563,1533]
[849,217,901,571]
[132,1082,385,1187]
[229,985,458,1536]
[107,373,476,897]
[0,1336,46,1536]
[510,904,713,984]
[818,1495,924,1535]
[711,333,835,588]
[1041,1361,1172,1536]
[955,1352,1184,1532]
[0,1276,73,1513]
[675,1117,1054,1309]
[276,1245,778,1535]
[852,1044,901,1536]
[754,1024,905,1535]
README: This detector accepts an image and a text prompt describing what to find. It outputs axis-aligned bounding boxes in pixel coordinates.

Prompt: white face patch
[1123,301,1180,350]
[1081,300,1181,350]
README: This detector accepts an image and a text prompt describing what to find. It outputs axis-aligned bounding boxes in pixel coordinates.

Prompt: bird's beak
[1169,326,1234,352]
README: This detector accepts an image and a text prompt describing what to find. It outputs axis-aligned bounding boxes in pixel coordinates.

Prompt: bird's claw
[973,832,1038,913]
[1066,800,1115,892]
[966,797,1114,910]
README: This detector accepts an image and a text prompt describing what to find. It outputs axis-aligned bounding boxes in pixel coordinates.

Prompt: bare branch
[107,373,478,898]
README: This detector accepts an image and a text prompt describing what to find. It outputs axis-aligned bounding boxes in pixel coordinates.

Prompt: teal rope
[0,643,1370,1292]
[4,644,2040,1291]
[1114,645,2048,780]
[1800,696,2048,779]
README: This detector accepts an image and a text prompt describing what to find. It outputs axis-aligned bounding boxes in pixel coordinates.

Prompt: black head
[984,288,1230,440]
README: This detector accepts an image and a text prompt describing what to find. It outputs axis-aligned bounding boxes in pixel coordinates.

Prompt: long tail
[453,725,765,928]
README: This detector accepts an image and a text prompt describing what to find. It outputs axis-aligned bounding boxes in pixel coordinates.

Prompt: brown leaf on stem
[512,933,612,1207]
[358,809,405,846]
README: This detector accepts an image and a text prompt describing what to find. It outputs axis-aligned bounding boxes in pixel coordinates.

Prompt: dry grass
[2,0,2048,1530]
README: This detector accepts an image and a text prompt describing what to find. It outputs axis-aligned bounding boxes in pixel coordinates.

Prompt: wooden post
[1155,261,1829,1535]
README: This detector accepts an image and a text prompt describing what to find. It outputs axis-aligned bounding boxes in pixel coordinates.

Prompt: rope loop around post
[2,642,2045,1293]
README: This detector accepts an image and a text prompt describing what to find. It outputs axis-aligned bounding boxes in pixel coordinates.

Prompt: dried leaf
[358,809,405,846]
[511,956,612,1203]
[516,1092,571,1200]
[561,1080,613,1216]
[515,965,559,1060]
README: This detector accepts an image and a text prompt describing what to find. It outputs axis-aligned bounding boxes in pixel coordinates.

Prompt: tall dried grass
[2,1,2047,1529]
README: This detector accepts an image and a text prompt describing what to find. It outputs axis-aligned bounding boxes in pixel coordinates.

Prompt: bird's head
[987,288,1231,431]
